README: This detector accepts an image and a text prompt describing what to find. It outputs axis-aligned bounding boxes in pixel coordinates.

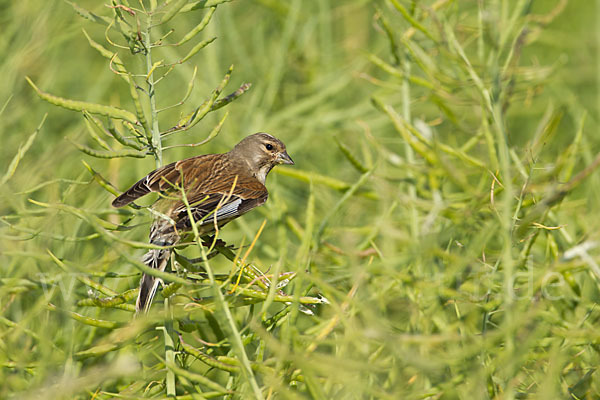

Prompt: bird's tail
[135,218,180,315]
[135,248,171,314]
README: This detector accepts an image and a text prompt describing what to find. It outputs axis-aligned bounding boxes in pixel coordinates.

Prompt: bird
[111,133,294,313]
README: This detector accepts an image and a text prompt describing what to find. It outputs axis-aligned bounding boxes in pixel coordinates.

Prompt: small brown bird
[112,133,294,313]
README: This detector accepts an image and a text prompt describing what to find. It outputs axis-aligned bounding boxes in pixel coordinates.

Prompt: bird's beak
[278,151,294,165]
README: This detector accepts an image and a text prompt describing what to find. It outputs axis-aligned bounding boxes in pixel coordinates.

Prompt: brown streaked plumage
[112,133,294,313]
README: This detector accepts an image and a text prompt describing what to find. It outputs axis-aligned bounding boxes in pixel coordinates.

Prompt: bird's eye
[265,143,274,151]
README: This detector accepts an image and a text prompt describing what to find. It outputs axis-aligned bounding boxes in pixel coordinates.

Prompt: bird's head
[231,133,294,183]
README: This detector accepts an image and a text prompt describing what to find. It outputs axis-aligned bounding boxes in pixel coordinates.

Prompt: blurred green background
[1,0,599,398]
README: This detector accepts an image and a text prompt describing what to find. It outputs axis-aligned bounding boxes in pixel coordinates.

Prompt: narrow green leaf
[83,111,143,150]
[167,111,229,149]
[66,1,111,25]
[560,112,586,182]
[1,114,46,185]
[404,120,486,169]
[205,111,228,142]
[27,77,138,123]
[286,216,304,240]
[334,137,369,173]
[167,361,232,393]
[158,66,198,113]
[402,35,439,79]
[0,94,12,117]
[73,321,147,359]
[82,29,130,82]
[210,83,252,111]
[83,113,112,151]
[108,120,145,150]
[375,7,400,65]
[178,7,216,45]
[274,167,349,191]
[160,0,189,24]
[127,74,150,136]
[77,291,137,311]
[74,343,120,359]
[160,321,177,397]
[389,0,436,41]
[168,65,232,134]
[179,36,217,64]
[16,178,91,195]
[368,54,436,90]
[182,0,232,12]
[274,166,378,199]
[49,304,121,329]
[81,160,120,197]
[214,283,326,305]
[298,181,314,263]
[69,139,146,159]
[372,97,437,165]
[531,108,563,160]
[180,338,240,373]
[161,283,181,298]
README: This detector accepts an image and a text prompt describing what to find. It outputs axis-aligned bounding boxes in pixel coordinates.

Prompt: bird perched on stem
[112,133,294,313]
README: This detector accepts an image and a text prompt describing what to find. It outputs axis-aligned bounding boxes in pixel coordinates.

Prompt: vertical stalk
[145,10,162,168]
[162,300,176,398]
[493,100,515,399]
[145,6,173,397]
[492,1,517,395]
[401,50,419,237]
[477,0,484,62]
[597,0,600,120]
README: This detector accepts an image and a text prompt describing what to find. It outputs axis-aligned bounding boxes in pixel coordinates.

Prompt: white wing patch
[212,198,243,221]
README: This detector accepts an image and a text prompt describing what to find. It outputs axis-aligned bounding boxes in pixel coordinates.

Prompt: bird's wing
[113,154,268,230]
[111,154,220,208]
[170,158,268,231]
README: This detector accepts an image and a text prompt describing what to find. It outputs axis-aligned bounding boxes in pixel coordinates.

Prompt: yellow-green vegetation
[1,0,599,398]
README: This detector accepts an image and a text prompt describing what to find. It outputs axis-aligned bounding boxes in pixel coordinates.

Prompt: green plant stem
[493,99,515,398]
[145,11,162,168]
[402,53,418,237]
[162,300,176,398]
[145,7,173,397]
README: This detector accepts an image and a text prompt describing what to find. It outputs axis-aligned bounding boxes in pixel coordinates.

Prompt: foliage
[1,0,599,399]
